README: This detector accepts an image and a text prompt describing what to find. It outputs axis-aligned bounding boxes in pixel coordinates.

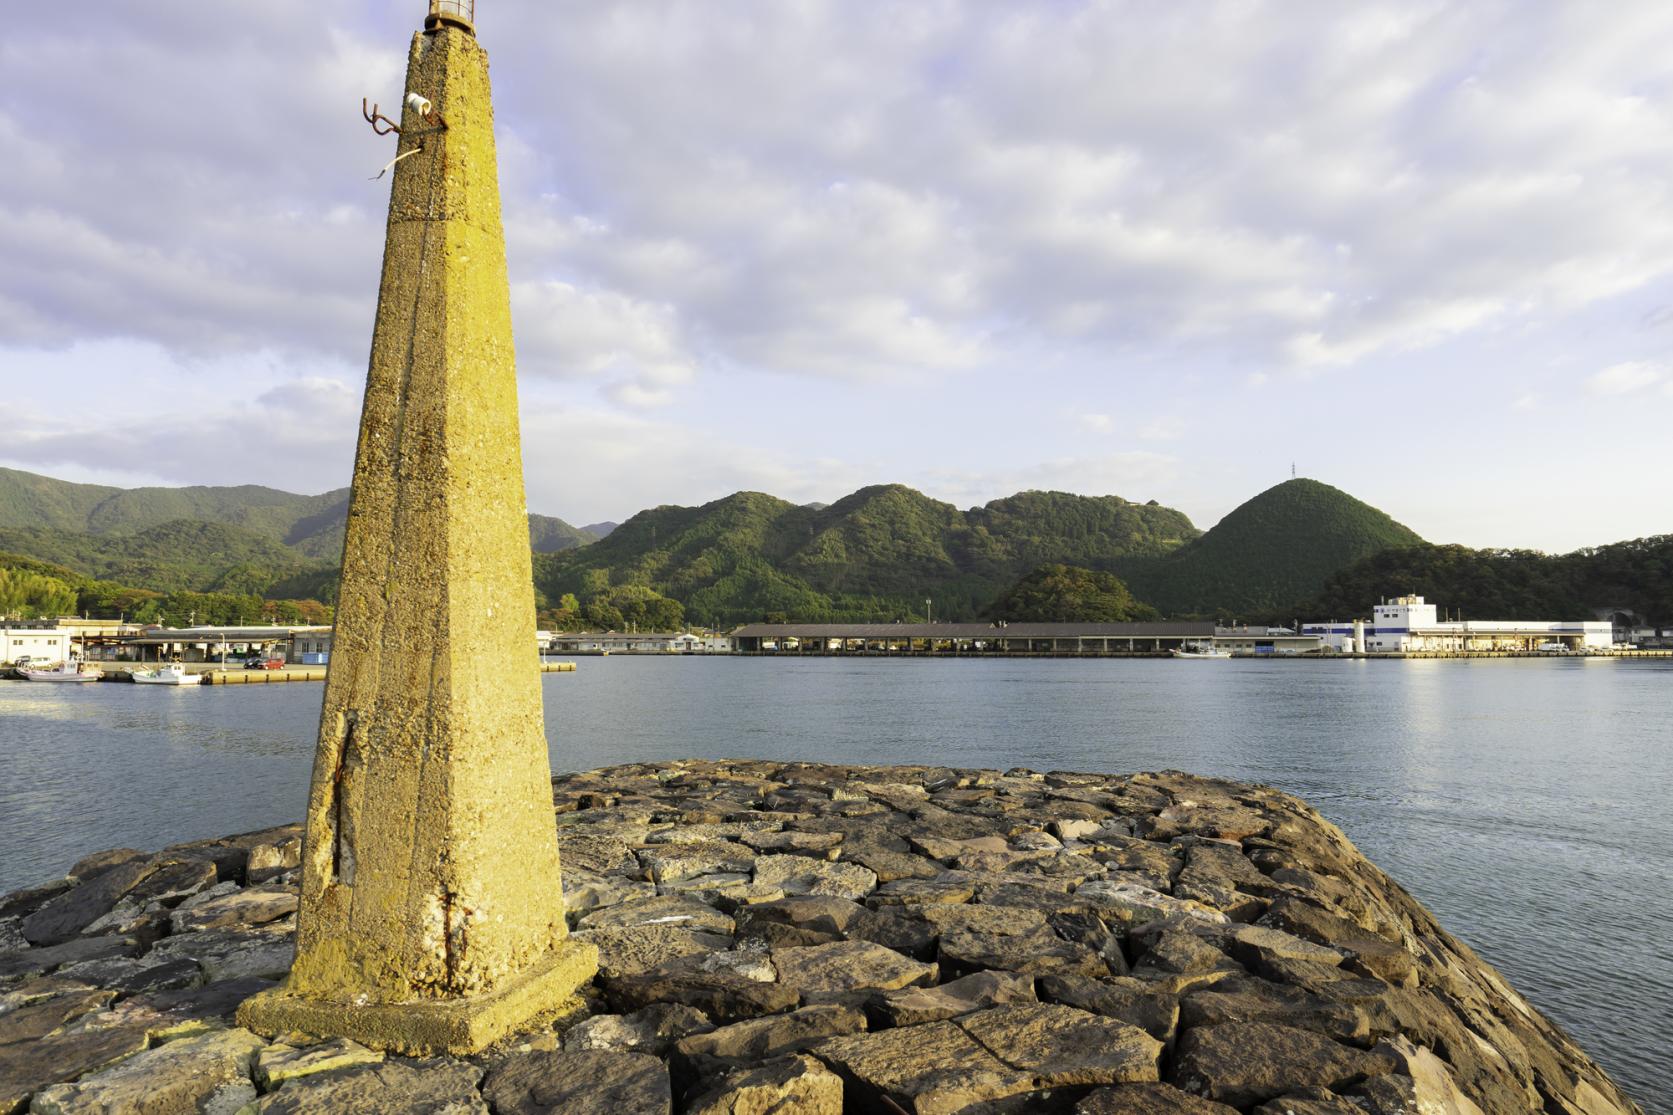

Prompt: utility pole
[925,598,932,625]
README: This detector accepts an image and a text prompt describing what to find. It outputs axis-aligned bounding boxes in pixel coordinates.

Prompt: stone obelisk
[239,5,596,1055]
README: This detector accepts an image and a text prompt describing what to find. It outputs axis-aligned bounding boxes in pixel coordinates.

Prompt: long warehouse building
[731,622,1216,655]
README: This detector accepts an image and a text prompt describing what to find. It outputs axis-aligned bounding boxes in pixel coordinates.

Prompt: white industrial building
[1304,595,1615,653]
[546,631,733,654]
[1,624,75,665]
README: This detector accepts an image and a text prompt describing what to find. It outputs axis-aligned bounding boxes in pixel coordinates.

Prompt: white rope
[371,146,422,180]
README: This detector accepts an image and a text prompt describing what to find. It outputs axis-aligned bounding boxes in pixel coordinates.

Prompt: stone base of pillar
[237,938,597,1056]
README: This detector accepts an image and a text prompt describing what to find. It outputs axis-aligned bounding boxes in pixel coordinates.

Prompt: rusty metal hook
[362,98,401,137]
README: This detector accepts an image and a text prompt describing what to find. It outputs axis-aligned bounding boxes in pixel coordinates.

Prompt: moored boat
[1171,642,1232,659]
[21,660,102,682]
[132,663,200,686]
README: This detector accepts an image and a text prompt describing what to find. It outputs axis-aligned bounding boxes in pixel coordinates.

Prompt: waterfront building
[1304,595,1614,653]
[122,625,327,664]
[0,623,74,665]
[51,618,145,662]
[1211,625,1327,655]
[289,628,334,664]
[731,622,1215,655]
[548,630,731,654]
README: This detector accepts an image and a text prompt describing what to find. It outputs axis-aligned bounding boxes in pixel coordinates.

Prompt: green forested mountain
[1119,479,1425,619]
[0,466,346,543]
[0,467,596,599]
[1310,536,1673,625]
[284,505,592,561]
[527,515,600,554]
[21,465,1652,630]
[0,521,316,595]
[987,565,1158,622]
[535,484,1199,625]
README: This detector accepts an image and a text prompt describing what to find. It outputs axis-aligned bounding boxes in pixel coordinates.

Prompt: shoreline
[0,760,1643,1114]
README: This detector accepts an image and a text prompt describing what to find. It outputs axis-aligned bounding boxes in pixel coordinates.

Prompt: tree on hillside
[582,584,685,631]
[986,564,1159,623]
[1308,536,1673,625]
[0,568,78,619]
[539,593,585,631]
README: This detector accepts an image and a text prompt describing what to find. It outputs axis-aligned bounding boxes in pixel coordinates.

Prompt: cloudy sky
[4,2,1671,549]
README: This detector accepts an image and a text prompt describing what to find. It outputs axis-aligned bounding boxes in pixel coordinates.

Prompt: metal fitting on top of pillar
[425,0,475,35]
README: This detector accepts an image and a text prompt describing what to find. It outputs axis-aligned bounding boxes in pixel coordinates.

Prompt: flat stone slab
[147,925,295,983]
[879,969,1037,1026]
[813,1018,1039,1114]
[481,1049,669,1115]
[30,1028,264,1115]
[170,885,297,933]
[0,1020,150,1113]
[674,1003,866,1067]
[577,894,735,936]
[637,842,756,884]
[0,990,112,1045]
[751,855,877,900]
[772,939,936,995]
[0,934,141,980]
[1173,1021,1397,1107]
[573,926,732,980]
[564,1003,714,1056]
[255,1037,384,1088]
[246,1059,487,1114]
[1077,1082,1241,1114]
[684,1054,843,1115]
[957,1003,1162,1087]
[563,875,658,923]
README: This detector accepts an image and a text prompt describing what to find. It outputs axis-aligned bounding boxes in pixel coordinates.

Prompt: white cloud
[519,408,869,522]
[1138,417,1185,442]
[920,452,1182,513]
[1586,361,1665,395]
[8,3,1673,390]
[511,280,697,405]
[0,375,359,494]
[1078,413,1114,434]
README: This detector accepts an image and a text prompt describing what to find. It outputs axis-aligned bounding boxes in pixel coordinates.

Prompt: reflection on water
[0,657,1669,1107]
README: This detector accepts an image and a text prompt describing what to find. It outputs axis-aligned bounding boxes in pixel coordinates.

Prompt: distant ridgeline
[2,467,1666,627]
[1308,536,1673,627]
[0,466,597,623]
[533,485,1198,626]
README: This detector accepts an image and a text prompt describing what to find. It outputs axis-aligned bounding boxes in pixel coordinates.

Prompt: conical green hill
[1124,478,1423,619]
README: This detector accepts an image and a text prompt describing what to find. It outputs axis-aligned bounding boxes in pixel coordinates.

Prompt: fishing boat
[21,659,102,682]
[1171,642,1232,659]
[132,663,200,686]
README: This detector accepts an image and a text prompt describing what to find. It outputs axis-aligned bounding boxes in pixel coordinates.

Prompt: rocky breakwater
[0,761,1643,1115]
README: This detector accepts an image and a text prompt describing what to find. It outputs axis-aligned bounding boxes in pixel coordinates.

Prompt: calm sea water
[0,657,1668,1108]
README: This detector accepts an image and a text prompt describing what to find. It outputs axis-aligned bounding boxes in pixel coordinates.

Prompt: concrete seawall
[0,761,1642,1114]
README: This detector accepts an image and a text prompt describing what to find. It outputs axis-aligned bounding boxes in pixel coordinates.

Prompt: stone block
[481,1049,670,1115]
[29,1029,264,1115]
[684,1054,843,1115]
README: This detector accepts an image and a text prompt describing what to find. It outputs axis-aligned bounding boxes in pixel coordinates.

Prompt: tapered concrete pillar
[238,14,595,1055]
